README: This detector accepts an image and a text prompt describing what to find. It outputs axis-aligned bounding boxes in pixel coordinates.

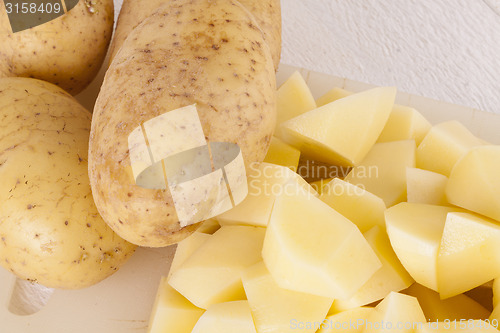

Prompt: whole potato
[89,0,276,247]
[0,77,136,289]
[108,0,281,69]
[0,0,114,95]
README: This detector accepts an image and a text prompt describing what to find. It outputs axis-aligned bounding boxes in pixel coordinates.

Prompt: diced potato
[168,226,265,309]
[417,320,498,333]
[344,140,416,207]
[148,277,204,333]
[316,88,431,145]
[264,136,301,170]
[276,71,316,136]
[330,226,413,312]
[404,283,489,321]
[262,182,381,299]
[309,178,333,195]
[196,218,221,234]
[416,121,485,176]
[320,178,386,232]
[168,232,211,279]
[242,261,333,333]
[377,105,431,145]
[385,203,462,291]
[406,168,448,205]
[318,307,375,333]
[280,87,396,166]
[446,145,500,221]
[217,163,317,227]
[316,87,352,107]
[363,292,426,333]
[191,300,256,333]
[437,212,500,298]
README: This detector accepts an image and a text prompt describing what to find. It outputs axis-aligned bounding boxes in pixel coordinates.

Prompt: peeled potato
[89,0,276,247]
[0,78,136,289]
[0,0,114,94]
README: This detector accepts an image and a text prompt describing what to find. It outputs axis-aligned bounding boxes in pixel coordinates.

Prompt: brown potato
[0,77,136,289]
[108,0,281,69]
[0,0,114,94]
[89,0,276,247]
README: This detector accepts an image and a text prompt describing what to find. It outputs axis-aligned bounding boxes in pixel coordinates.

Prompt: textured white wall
[112,0,500,114]
[281,0,500,114]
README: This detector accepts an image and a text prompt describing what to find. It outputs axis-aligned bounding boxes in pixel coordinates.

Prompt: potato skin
[108,0,281,69]
[0,78,136,289]
[0,0,114,95]
[89,0,276,247]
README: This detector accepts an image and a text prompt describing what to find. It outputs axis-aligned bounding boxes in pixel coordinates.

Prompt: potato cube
[280,87,396,166]
[406,167,448,205]
[276,71,316,137]
[148,277,204,333]
[416,121,485,176]
[404,283,489,322]
[264,136,301,170]
[385,203,462,291]
[316,87,352,107]
[363,292,426,333]
[217,163,317,227]
[262,183,381,299]
[377,105,431,145]
[344,140,416,207]
[318,307,374,333]
[168,232,211,279]
[330,226,413,312]
[437,212,500,298]
[242,261,333,333]
[191,300,256,333]
[446,145,500,221]
[168,225,265,309]
[320,178,386,232]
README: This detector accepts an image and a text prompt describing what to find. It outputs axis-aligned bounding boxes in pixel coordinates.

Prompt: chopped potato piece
[320,178,386,232]
[148,277,204,333]
[406,168,448,205]
[280,87,396,166]
[377,105,431,145]
[191,300,256,333]
[217,163,317,227]
[169,226,265,309]
[344,140,416,207]
[364,292,426,333]
[446,145,500,221]
[276,71,316,137]
[330,226,413,312]
[404,283,489,322]
[316,87,352,107]
[416,121,485,176]
[168,232,211,279]
[385,203,463,291]
[437,212,500,298]
[243,261,333,333]
[262,182,381,299]
[264,136,301,170]
[318,307,375,333]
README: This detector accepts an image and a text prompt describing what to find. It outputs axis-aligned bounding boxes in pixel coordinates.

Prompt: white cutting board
[1,63,500,333]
